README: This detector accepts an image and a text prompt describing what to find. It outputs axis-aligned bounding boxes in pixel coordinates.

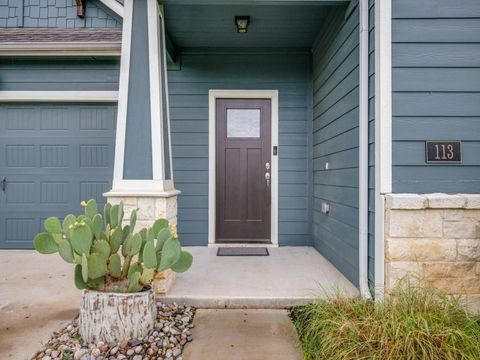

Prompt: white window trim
[374,0,392,299]
[208,89,279,246]
[0,91,118,102]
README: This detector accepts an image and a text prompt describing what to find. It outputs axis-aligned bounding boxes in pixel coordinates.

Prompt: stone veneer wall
[106,195,178,232]
[385,193,480,310]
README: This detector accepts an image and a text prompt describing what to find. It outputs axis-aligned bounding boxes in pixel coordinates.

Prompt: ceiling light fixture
[235,16,250,33]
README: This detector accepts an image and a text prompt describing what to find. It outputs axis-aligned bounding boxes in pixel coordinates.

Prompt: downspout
[358,0,372,299]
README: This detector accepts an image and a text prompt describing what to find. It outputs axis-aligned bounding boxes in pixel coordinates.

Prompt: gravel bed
[32,302,195,360]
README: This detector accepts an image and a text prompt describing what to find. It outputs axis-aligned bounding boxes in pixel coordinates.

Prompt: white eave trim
[0,42,121,56]
[0,91,118,102]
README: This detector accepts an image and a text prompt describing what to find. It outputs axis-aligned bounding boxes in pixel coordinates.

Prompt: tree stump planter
[79,288,156,344]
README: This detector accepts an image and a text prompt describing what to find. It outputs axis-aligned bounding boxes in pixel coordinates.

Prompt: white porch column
[104,0,178,228]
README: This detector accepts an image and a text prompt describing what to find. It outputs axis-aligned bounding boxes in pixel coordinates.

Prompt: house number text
[425,141,462,164]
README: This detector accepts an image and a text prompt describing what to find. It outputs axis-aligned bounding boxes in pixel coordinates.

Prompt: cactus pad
[58,239,74,263]
[158,237,181,271]
[74,264,87,290]
[87,253,108,279]
[81,254,89,283]
[44,217,62,234]
[171,251,193,273]
[71,224,93,255]
[142,240,157,269]
[84,199,98,219]
[33,232,58,254]
[108,254,122,278]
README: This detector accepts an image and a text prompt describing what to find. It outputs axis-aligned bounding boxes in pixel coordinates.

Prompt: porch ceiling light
[235,16,250,33]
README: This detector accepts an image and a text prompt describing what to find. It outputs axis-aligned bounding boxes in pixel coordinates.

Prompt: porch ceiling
[163,4,335,49]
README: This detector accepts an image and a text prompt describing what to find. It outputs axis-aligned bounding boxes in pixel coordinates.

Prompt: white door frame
[208,89,279,246]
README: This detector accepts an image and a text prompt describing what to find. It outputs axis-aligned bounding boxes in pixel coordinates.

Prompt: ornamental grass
[291,281,480,360]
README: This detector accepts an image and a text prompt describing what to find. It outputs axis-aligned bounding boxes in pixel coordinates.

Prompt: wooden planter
[79,288,156,344]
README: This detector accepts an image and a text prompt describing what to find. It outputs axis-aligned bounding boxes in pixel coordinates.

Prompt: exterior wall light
[235,16,250,33]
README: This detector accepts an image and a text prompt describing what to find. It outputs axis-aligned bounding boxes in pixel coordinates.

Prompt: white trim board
[208,89,279,246]
[0,91,118,102]
[0,42,121,57]
[148,0,166,181]
[98,0,124,17]
[374,0,392,299]
[112,0,133,187]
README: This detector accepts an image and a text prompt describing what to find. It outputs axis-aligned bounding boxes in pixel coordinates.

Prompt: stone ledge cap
[103,189,181,198]
[386,193,480,210]
[426,193,466,209]
[385,194,427,209]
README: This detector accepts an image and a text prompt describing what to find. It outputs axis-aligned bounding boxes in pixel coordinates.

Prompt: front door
[216,99,271,243]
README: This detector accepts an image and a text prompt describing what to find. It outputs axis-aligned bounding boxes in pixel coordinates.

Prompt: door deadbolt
[265,162,270,170]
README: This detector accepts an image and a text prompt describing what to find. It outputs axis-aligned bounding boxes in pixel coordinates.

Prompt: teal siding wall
[311,6,360,286]
[123,0,152,180]
[0,57,120,91]
[392,0,480,193]
[169,52,311,246]
[0,0,120,28]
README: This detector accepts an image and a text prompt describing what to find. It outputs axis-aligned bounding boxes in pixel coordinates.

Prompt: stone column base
[105,190,179,231]
[153,269,177,296]
[104,190,180,296]
[385,193,480,312]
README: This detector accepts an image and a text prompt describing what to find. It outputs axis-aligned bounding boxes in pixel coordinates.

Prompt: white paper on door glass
[226,109,260,138]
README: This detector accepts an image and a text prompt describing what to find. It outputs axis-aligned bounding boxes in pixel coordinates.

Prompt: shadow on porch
[161,246,358,308]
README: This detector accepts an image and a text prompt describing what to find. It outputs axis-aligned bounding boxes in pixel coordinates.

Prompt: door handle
[1,177,5,192]
[265,172,270,188]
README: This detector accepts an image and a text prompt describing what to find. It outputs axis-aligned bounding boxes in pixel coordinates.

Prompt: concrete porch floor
[0,247,357,358]
[161,246,359,308]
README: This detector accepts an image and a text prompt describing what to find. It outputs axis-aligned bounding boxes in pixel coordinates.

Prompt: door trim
[208,90,279,246]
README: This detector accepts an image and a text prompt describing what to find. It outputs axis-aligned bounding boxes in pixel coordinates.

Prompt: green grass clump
[291,282,480,360]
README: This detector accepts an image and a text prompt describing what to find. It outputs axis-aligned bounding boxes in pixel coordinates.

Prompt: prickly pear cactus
[33,199,193,293]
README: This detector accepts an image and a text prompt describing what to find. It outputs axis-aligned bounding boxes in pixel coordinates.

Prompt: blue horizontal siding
[170,53,310,246]
[0,58,120,91]
[311,5,361,287]
[392,0,480,193]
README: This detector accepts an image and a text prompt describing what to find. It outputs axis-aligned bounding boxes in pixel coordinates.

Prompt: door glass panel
[226,109,260,138]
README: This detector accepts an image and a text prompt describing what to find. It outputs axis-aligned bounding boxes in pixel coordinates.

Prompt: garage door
[0,103,117,249]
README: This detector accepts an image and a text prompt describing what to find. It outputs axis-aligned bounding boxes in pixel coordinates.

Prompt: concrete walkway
[183,309,303,360]
[0,250,81,360]
[162,246,358,308]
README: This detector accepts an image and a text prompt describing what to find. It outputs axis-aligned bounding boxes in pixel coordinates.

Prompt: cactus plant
[33,199,193,293]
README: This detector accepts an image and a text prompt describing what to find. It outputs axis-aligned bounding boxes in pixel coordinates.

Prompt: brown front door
[216,99,271,243]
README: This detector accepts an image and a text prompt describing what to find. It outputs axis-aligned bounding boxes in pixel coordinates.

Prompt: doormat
[217,247,269,256]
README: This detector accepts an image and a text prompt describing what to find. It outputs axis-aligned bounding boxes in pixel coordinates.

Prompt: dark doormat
[217,247,270,256]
